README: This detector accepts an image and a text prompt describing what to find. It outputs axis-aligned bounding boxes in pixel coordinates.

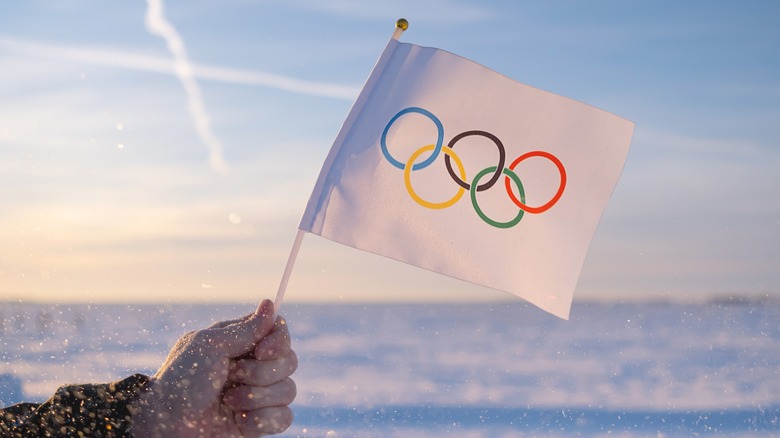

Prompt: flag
[299,34,634,319]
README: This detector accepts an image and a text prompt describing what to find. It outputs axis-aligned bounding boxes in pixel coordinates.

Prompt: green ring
[470,167,525,229]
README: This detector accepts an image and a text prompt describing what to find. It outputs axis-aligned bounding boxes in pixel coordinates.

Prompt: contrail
[0,36,359,100]
[144,0,227,173]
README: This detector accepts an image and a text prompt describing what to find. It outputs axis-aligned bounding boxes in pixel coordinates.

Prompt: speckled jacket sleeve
[0,373,150,437]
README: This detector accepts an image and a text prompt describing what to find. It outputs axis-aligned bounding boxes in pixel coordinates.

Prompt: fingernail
[257,299,273,316]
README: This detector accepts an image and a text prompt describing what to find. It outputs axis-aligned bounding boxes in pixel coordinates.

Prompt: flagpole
[269,229,305,316]
[393,18,409,40]
[267,19,408,316]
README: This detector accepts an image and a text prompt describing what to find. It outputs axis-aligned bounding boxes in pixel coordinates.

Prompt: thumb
[206,299,276,358]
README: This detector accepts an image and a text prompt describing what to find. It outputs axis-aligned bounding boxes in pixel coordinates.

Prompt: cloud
[145,0,227,173]
[192,64,359,99]
[0,155,309,302]
[0,35,359,100]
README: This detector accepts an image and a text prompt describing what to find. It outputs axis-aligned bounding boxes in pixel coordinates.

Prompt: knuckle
[191,329,212,345]
[282,377,297,403]
[288,350,299,374]
[240,406,294,435]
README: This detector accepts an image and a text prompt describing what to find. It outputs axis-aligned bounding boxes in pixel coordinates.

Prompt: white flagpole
[270,229,305,315]
[268,19,409,316]
[392,18,409,40]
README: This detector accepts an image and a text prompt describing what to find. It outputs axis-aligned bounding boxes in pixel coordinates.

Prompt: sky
[0,1,778,306]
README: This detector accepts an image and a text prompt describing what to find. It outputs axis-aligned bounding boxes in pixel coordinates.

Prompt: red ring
[504,151,566,214]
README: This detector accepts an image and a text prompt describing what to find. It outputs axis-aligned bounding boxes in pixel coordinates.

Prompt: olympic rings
[505,151,566,214]
[472,166,525,229]
[380,106,566,228]
[404,145,466,209]
[381,107,444,171]
[445,130,506,192]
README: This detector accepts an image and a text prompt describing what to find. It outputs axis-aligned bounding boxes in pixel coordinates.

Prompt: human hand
[131,299,297,437]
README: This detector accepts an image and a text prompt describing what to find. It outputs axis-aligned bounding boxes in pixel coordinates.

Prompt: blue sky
[1,1,778,305]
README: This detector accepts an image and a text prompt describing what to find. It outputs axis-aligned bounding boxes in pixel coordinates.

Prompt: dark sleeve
[0,373,150,438]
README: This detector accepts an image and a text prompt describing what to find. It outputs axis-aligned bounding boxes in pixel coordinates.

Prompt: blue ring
[381,107,444,171]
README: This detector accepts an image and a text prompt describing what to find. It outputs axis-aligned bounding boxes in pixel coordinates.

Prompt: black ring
[444,130,506,192]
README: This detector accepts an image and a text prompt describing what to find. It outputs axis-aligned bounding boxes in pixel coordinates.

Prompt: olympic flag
[292,23,634,319]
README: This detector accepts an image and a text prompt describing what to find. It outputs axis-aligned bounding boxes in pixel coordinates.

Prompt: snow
[1,300,779,436]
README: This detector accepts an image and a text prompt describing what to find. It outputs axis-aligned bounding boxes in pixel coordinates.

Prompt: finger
[223,378,297,411]
[254,318,292,360]
[203,299,276,358]
[229,351,298,386]
[208,313,250,329]
[235,406,294,437]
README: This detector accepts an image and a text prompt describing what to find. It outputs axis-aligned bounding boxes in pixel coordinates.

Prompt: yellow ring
[404,145,466,209]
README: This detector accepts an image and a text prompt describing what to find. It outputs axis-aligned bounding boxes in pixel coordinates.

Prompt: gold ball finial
[396,18,409,31]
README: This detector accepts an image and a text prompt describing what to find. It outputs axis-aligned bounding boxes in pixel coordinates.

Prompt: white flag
[299,37,634,319]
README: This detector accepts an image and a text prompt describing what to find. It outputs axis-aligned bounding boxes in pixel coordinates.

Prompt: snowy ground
[1,300,779,437]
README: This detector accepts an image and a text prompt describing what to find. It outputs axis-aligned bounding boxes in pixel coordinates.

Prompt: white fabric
[300,39,634,319]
